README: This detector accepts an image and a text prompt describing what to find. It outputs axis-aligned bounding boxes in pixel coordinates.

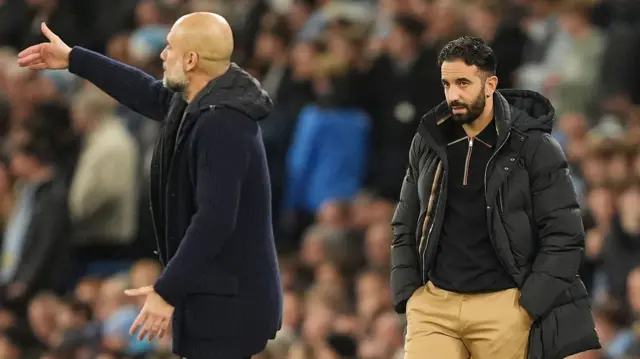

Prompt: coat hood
[187,63,273,121]
[496,89,555,133]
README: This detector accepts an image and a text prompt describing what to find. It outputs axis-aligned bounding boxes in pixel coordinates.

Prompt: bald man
[18,13,282,359]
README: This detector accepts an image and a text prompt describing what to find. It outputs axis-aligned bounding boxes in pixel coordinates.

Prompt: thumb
[41,22,58,43]
[124,286,154,296]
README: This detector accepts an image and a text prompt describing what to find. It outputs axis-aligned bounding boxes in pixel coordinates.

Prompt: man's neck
[463,99,494,137]
[184,64,231,103]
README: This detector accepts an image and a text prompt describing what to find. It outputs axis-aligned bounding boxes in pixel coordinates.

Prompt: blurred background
[0,0,638,358]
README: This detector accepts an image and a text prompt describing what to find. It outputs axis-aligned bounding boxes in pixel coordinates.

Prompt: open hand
[17,22,72,70]
[125,286,174,341]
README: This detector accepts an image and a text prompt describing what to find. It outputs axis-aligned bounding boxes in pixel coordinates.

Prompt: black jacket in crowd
[68,48,282,359]
[390,90,601,359]
[8,176,71,300]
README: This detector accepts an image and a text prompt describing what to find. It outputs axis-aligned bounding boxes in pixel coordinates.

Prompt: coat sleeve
[519,132,585,319]
[153,112,250,306]
[68,47,173,122]
[390,133,423,314]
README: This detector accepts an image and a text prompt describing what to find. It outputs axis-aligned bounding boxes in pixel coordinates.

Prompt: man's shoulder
[192,106,259,143]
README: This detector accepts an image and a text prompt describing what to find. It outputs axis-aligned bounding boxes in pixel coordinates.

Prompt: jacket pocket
[528,298,600,359]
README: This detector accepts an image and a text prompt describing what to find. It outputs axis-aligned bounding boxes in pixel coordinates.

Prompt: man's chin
[452,114,475,125]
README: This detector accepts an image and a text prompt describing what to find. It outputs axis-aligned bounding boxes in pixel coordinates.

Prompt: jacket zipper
[419,161,446,283]
[150,137,165,266]
[484,131,511,273]
[463,137,474,186]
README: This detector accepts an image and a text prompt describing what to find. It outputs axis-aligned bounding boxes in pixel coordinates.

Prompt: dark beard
[448,90,486,125]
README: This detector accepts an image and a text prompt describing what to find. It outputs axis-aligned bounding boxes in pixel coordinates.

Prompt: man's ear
[184,52,198,72]
[485,75,498,98]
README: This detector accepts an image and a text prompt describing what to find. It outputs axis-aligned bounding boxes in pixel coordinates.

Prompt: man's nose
[447,86,463,102]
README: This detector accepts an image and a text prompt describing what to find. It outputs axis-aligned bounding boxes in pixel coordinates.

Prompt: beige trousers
[404,281,533,359]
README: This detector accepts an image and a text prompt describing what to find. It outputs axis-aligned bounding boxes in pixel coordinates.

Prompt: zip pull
[463,137,474,186]
[498,187,504,213]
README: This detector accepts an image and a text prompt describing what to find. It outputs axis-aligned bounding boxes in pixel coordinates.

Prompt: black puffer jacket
[390,90,601,359]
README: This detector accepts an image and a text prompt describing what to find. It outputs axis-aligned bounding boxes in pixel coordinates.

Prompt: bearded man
[18,13,282,359]
[390,36,600,359]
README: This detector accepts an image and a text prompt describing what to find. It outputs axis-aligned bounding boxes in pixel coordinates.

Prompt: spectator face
[327,36,353,66]
[352,193,374,228]
[288,1,313,32]
[254,32,281,62]
[291,42,317,79]
[619,185,640,224]
[559,113,588,141]
[106,34,131,64]
[558,11,587,36]
[315,262,344,291]
[587,188,614,227]
[28,296,59,344]
[581,155,607,185]
[465,5,498,40]
[301,233,328,268]
[356,272,390,320]
[386,25,412,59]
[136,0,163,26]
[365,223,392,268]
[0,335,19,359]
[74,277,101,309]
[9,151,40,180]
[55,303,74,331]
[608,153,629,182]
[441,60,491,125]
[317,201,350,229]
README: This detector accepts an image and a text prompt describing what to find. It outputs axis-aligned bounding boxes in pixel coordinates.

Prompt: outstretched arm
[68,47,173,122]
[17,22,173,121]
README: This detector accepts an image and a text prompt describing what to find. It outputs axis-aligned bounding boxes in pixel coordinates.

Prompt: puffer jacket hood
[497,89,555,134]
[187,63,273,121]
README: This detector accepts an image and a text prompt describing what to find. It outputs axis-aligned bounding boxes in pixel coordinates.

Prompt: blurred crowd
[0,0,638,358]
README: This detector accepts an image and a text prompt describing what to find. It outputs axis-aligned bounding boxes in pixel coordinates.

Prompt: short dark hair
[437,36,497,75]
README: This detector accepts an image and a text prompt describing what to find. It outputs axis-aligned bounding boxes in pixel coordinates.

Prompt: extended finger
[155,317,171,340]
[17,45,41,59]
[157,326,167,339]
[129,311,148,336]
[124,286,154,297]
[139,317,157,341]
[147,319,163,342]
[17,53,41,66]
